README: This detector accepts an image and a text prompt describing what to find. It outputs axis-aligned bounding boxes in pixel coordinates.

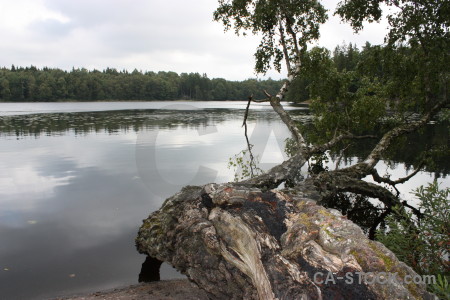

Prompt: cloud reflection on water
[0,103,447,299]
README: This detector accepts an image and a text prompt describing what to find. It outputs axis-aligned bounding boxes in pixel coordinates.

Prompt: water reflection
[0,104,447,299]
[329,123,450,177]
[0,109,290,137]
[0,101,300,116]
[0,106,293,299]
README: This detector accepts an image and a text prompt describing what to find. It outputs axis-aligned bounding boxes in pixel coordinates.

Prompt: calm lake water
[0,101,448,299]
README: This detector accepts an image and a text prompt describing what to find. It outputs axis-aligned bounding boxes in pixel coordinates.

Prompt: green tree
[37,82,53,100]
[377,181,449,299]
[214,0,327,75]
[215,0,448,241]
[0,78,11,101]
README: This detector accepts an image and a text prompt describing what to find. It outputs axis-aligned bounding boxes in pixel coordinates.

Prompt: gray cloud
[0,0,388,80]
[28,18,75,39]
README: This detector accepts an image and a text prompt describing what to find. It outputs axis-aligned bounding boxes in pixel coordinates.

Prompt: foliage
[218,0,448,184]
[286,0,449,143]
[216,3,448,298]
[336,0,449,109]
[306,52,385,138]
[228,147,263,181]
[0,66,283,102]
[308,152,329,174]
[214,0,327,74]
[439,109,450,122]
[376,181,449,298]
[284,137,298,158]
[429,274,450,300]
[294,40,448,142]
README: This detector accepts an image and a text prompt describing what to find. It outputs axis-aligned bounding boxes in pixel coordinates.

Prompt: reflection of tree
[0,110,228,137]
[319,192,383,234]
[324,123,450,177]
[3,109,447,180]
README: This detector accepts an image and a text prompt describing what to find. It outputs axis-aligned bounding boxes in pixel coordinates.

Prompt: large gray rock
[136,184,437,300]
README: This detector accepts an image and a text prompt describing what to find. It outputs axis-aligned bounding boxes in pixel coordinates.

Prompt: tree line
[0,43,375,103]
[1,41,444,105]
[0,66,283,102]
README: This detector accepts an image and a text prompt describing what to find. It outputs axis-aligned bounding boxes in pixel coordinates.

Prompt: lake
[0,101,447,299]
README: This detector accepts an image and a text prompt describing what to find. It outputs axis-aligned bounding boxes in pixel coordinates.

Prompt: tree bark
[135,45,445,300]
[136,184,437,300]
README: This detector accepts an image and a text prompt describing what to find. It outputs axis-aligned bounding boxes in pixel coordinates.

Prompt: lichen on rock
[136,184,437,300]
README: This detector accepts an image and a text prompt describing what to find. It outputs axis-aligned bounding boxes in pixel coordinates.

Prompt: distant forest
[0,43,362,102]
[0,66,284,102]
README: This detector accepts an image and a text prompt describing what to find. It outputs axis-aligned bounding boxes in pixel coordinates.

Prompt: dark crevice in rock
[296,256,378,300]
[200,192,213,211]
[138,256,163,282]
[243,192,288,242]
[136,183,438,300]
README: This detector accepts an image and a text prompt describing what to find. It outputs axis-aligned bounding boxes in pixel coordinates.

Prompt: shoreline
[57,279,208,300]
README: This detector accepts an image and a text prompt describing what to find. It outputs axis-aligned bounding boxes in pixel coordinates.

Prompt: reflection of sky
[0,106,447,299]
[0,110,294,299]
[0,130,163,298]
[0,101,302,116]
[365,161,449,205]
[324,154,449,205]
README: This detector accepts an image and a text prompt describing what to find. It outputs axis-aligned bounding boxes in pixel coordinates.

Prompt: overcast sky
[0,0,389,80]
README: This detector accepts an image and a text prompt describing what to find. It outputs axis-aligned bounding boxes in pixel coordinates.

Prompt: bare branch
[241,95,265,178]
[371,171,401,197]
[271,98,308,151]
[392,164,425,184]
[238,152,307,189]
[238,90,308,187]
[244,127,256,177]
[315,172,400,208]
[335,144,351,170]
[369,162,425,197]
[371,161,425,186]
[309,133,377,154]
[242,95,252,127]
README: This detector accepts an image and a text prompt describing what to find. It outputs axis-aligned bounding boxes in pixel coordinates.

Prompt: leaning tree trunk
[136,183,437,300]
